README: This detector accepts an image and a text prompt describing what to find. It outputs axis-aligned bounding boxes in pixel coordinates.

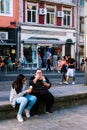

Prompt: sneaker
[25,109,30,118]
[72,82,75,85]
[59,82,63,85]
[34,114,39,117]
[17,114,23,122]
[45,110,53,114]
[64,81,68,85]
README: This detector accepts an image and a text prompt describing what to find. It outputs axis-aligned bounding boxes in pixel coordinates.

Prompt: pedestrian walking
[29,69,54,116]
[58,56,67,84]
[64,55,76,85]
[10,74,37,122]
[46,58,51,71]
[80,57,85,71]
[46,50,52,71]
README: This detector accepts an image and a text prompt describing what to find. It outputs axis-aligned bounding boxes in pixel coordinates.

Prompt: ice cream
[30,85,33,89]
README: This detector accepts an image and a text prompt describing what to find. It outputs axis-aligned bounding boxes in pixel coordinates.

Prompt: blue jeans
[16,94,37,115]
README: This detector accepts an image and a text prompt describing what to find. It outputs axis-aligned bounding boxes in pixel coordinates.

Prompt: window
[26,3,38,23]
[80,17,84,33]
[0,0,12,15]
[46,6,55,25]
[80,0,84,6]
[72,0,76,4]
[63,10,71,27]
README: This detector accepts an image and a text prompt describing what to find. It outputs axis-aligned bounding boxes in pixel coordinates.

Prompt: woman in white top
[10,74,37,122]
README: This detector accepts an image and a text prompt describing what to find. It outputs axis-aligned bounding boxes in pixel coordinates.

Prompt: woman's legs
[25,94,37,110]
[30,92,41,115]
[41,93,54,112]
[16,97,28,115]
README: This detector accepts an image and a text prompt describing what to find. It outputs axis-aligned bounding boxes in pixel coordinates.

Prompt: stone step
[0,85,87,120]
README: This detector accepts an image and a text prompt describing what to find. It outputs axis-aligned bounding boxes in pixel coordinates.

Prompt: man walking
[64,55,76,85]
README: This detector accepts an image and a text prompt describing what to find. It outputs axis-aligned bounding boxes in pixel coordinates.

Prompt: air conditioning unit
[39,8,47,15]
[56,11,64,17]
[0,32,8,40]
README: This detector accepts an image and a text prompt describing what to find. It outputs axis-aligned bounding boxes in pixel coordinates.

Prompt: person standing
[58,56,67,84]
[46,58,51,71]
[0,56,5,71]
[29,69,54,115]
[46,51,52,71]
[64,55,76,85]
[10,74,37,122]
[80,57,85,71]
[7,56,13,71]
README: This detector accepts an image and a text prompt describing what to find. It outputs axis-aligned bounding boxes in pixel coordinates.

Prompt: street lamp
[84,1,87,85]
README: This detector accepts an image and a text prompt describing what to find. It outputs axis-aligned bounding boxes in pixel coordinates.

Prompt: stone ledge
[0,93,87,120]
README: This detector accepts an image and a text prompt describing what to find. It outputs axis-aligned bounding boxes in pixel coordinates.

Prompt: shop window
[23,44,37,64]
[26,3,38,23]
[3,49,10,56]
[24,46,32,62]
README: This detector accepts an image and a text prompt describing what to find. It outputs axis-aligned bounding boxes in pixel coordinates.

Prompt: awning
[23,37,65,45]
[66,39,75,44]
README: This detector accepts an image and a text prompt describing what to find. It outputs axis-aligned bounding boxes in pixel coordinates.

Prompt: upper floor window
[80,17,84,33]
[46,6,55,25]
[26,3,38,23]
[72,0,76,4]
[0,0,12,15]
[63,10,71,27]
[80,0,84,6]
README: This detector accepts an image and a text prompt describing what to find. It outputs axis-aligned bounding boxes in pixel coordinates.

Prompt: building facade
[0,0,84,69]
[79,0,84,64]
[19,0,76,68]
[0,0,19,62]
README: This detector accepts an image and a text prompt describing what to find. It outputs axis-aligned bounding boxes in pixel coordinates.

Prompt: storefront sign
[23,30,67,36]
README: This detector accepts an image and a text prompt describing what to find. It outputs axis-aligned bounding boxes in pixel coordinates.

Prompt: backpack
[60,64,67,73]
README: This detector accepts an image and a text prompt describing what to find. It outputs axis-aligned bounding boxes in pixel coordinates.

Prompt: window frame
[80,0,84,6]
[80,17,84,33]
[62,8,72,27]
[45,5,56,25]
[26,2,38,24]
[0,0,13,16]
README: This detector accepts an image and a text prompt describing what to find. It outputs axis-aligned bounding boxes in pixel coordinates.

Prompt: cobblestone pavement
[1,105,87,130]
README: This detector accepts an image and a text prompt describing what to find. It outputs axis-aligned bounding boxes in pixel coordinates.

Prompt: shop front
[22,37,65,69]
[0,43,16,62]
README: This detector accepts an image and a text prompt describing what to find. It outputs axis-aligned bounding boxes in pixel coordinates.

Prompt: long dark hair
[12,74,25,94]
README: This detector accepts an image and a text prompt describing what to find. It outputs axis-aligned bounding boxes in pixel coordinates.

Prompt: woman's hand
[26,88,32,93]
[43,82,50,88]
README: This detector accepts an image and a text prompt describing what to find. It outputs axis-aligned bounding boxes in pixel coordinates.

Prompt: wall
[0,0,19,28]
